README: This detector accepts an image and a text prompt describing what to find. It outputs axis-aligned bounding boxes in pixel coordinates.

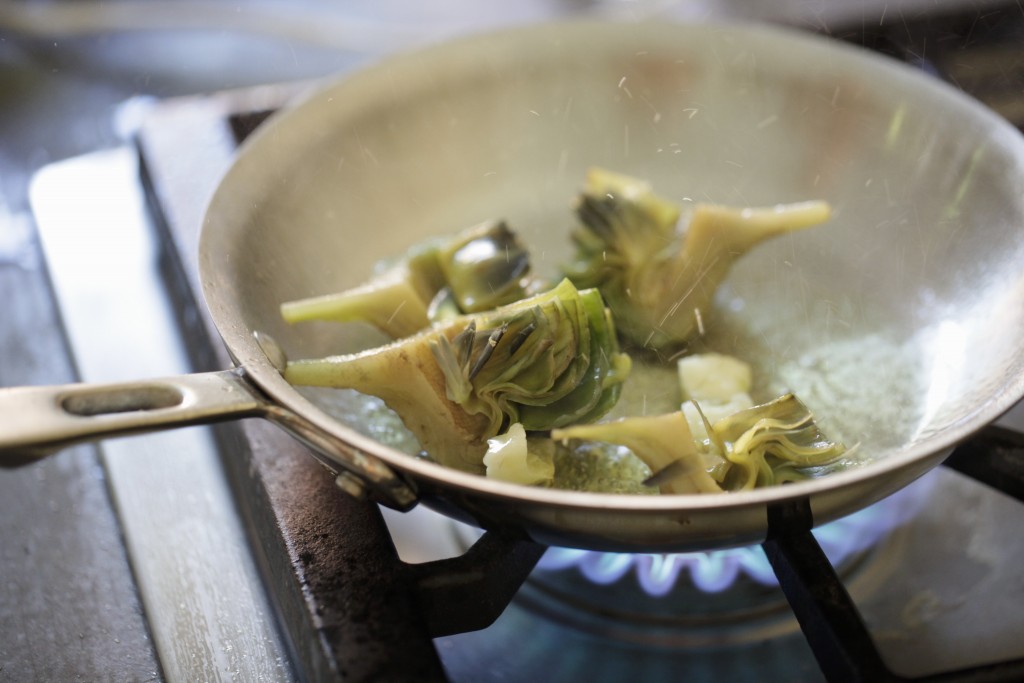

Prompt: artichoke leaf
[284,279,630,472]
[563,167,831,352]
[281,219,534,338]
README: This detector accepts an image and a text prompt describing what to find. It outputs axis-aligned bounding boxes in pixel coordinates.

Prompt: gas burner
[536,473,932,598]
[433,474,935,652]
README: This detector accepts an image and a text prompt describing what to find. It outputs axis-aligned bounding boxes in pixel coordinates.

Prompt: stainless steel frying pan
[3,21,1024,552]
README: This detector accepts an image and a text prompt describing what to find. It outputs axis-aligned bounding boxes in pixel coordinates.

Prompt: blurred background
[0,0,1020,204]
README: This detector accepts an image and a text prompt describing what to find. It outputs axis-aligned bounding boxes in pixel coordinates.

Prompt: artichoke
[281,219,533,338]
[563,168,831,352]
[284,279,631,472]
[551,393,846,495]
[552,412,724,495]
[711,393,847,490]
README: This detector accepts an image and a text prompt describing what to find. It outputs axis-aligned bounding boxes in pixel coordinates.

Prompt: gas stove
[15,5,1024,683]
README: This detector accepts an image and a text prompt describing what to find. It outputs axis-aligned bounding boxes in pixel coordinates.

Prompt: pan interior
[201,21,1024,497]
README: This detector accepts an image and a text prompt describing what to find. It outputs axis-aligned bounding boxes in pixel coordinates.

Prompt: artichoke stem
[284,339,489,472]
[684,200,831,254]
[280,272,431,339]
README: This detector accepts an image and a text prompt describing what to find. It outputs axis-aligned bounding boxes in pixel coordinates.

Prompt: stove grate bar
[408,531,546,638]
[763,456,1024,683]
[943,425,1024,504]
[763,499,895,682]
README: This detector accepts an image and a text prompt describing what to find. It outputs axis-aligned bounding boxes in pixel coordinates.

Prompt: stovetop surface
[3,4,1024,682]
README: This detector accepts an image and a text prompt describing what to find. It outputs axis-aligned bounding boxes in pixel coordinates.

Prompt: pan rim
[200,18,1024,516]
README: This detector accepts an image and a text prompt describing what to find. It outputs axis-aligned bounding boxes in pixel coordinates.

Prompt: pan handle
[0,369,265,466]
[0,368,420,510]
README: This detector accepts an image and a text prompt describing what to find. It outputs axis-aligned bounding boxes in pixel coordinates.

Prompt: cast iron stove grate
[133,8,1024,681]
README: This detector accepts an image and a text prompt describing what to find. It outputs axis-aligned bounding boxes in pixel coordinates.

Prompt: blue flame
[537,474,935,595]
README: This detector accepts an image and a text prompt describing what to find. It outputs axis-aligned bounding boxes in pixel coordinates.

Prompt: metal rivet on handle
[335,471,368,500]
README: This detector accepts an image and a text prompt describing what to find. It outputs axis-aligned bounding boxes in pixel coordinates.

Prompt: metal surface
[0,227,162,681]
[29,148,295,683]
[764,441,1024,682]
[763,498,897,682]
[199,20,1024,550]
[0,369,261,461]
[944,425,1024,503]
[4,20,1024,552]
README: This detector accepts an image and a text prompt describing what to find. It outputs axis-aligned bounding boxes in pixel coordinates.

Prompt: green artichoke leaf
[562,167,831,352]
[281,219,533,338]
[284,278,630,472]
[518,288,630,429]
[712,393,847,489]
[549,393,845,494]
[432,279,629,434]
[552,412,724,495]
